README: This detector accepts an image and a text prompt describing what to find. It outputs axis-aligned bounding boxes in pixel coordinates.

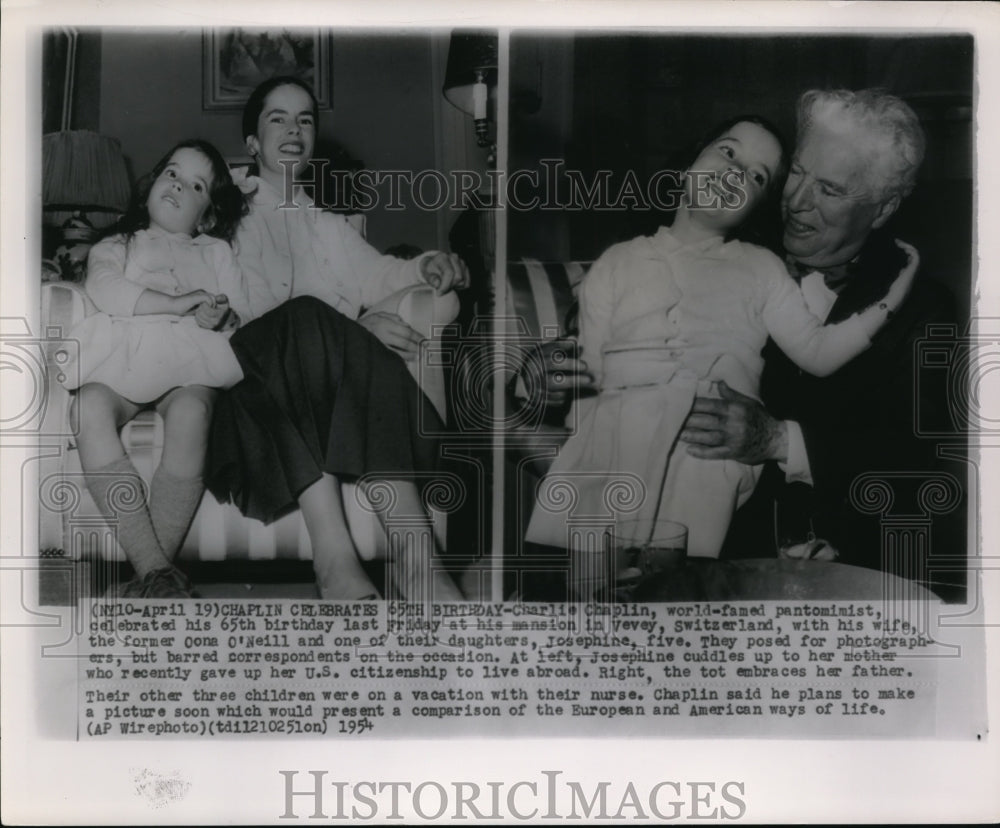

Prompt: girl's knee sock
[84,456,170,578]
[149,467,204,561]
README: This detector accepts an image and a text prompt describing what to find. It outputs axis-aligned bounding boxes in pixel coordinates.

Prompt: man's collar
[788,229,906,323]
[785,256,859,293]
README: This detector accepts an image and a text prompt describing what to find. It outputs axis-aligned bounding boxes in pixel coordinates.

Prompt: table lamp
[43,130,131,241]
[443,31,500,325]
[442,31,498,151]
[42,130,131,280]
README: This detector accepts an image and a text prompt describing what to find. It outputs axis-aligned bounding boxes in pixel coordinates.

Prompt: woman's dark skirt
[206,296,442,524]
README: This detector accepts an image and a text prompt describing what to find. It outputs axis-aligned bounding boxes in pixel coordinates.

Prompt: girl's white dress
[525,226,879,559]
[63,228,251,403]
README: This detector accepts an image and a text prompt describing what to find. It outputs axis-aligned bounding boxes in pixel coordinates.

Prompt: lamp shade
[42,130,131,212]
[442,31,498,117]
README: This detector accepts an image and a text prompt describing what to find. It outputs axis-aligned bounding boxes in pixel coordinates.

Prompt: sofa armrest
[39,282,97,442]
[41,280,95,332]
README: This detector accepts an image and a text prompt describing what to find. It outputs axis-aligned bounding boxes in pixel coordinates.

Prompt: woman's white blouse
[234,176,432,320]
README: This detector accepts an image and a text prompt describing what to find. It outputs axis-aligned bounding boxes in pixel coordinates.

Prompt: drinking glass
[613,519,688,578]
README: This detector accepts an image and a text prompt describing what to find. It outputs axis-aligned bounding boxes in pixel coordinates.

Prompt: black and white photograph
[503,32,973,607]
[36,26,490,605]
[2,1,998,825]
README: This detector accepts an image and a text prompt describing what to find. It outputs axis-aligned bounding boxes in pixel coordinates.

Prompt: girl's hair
[106,139,248,244]
[242,76,319,143]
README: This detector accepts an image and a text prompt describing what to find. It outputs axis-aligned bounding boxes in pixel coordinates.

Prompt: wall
[98,29,473,253]
[507,33,575,261]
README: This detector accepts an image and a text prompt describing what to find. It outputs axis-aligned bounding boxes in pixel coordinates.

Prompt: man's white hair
[796,88,926,202]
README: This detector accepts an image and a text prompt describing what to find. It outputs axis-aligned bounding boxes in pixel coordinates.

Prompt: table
[630,558,938,602]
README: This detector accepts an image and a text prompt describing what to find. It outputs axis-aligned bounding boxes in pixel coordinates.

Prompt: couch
[37,253,589,587]
[38,263,460,574]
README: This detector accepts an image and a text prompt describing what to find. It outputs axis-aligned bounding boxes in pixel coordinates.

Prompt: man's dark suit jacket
[721,230,969,601]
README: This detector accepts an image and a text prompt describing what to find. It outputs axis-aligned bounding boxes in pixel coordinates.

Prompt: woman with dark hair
[525,117,918,570]
[205,77,468,601]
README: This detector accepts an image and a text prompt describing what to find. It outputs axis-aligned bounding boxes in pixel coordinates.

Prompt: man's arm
[680,281,953,495]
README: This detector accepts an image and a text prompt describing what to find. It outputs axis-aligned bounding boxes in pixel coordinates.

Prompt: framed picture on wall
[202,28,332,110]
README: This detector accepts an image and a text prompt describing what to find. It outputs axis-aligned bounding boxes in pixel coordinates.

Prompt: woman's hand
[195,294,231,329]
[171,289,217,317]
[359,311,423,361]
[420,252,470,295]
[882,240,920,313]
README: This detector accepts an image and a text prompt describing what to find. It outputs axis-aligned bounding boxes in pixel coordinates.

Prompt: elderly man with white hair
[678,88,964,593]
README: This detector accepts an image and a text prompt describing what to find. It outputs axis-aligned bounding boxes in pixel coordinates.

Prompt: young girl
[65,139,250,598]
[526,117,918,567]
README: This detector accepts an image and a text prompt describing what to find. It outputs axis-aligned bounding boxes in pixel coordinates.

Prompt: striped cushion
[504,259,589,342]
[499,259,590,393]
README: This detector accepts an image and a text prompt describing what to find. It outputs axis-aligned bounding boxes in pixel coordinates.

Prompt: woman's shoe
[138,566,196,598]
[315,582,381,601]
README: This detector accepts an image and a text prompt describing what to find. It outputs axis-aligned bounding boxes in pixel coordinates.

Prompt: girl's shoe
[108,566,195,599]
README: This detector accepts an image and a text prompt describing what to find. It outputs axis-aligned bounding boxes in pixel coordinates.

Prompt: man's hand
[779,539,838,562]
[195,294,230,329]
[359,311,423,361]
[521,338,597,411]
[420,252,470,295]
[680,380,788,464]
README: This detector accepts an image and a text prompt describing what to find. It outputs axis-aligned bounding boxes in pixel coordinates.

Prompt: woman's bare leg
[299,473,379,600]
[361,479,464,602]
